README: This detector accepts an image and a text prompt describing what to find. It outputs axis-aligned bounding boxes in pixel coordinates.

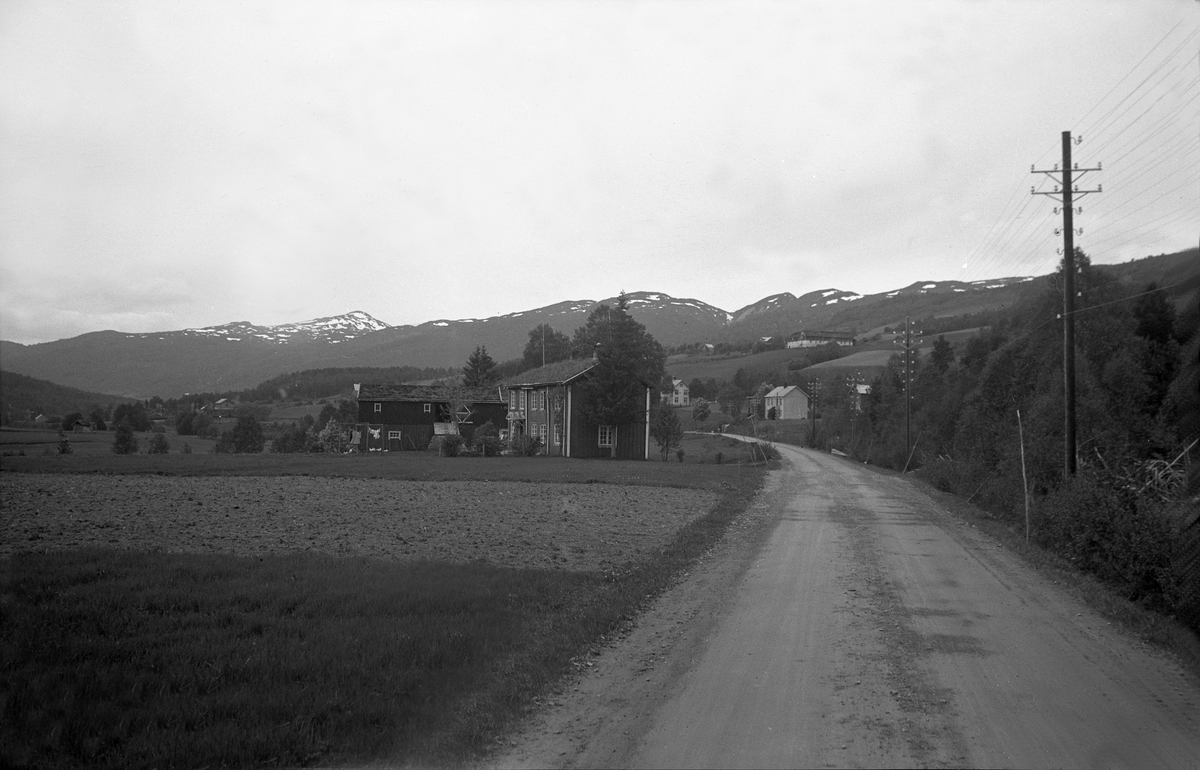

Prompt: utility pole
[893,317,920,462]
[807,378,822,447]
[1032,131,1101,476]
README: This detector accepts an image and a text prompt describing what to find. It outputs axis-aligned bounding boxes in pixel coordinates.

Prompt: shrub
[510,434,542,457]
[675,448,686,463]
[715,451,723,464]
[182,442,192,454]
[147,432,170,454]
[472,421,502,457]
[56,431,72,455]
[112,422,138,455]
[1035,470,1180,610]
[439,434,464,457]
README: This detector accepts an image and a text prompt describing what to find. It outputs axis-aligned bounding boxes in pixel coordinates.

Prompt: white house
[763,385,810,420]
[661,378,690,407]
[786,330,855,349]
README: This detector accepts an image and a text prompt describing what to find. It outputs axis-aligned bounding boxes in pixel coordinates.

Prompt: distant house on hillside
[661,378,690,407]
[786,330,855,349]
[211,398,236,417]
[499,359,652,460]
[850,383,872,413]
[354,383,507,451]
[764,385,810,420]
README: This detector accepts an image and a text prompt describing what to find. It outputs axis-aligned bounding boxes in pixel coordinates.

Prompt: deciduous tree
[522,324,572,370]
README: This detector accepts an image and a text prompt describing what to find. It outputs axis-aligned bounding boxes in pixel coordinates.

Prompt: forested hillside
[0,371,132,425]
[763,250,1199,627]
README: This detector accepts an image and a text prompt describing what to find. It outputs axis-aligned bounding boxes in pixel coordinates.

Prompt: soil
[0,474,717,571]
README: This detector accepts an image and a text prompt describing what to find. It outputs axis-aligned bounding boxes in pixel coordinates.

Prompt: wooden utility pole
[1032,131,1101,477]
[894,317,920,463]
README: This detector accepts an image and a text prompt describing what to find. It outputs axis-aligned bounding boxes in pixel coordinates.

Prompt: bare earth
[0,474,717,571]
[487,443,1200,769]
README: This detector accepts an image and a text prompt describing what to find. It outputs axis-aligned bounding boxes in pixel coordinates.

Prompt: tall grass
[2,471,765,768]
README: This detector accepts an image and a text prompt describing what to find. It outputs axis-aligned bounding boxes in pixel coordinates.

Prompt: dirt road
[489,443,1200,769]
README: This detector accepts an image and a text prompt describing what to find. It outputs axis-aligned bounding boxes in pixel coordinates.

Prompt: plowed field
[1,474,717,571]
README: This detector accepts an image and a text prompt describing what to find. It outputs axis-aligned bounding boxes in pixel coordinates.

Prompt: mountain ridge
[2,250,1195,399]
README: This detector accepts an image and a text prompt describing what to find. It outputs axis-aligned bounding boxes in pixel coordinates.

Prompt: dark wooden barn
[354,383,507,451]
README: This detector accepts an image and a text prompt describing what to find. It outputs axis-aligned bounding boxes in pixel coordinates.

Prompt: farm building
[661,378,690,407]
[763,385,810,420]
[500,359,653,460]
[353,383,507,451]
[785,330,856,348]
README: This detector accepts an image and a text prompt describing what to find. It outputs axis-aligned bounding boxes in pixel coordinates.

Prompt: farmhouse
[661,378,690,407]
[353,383,507,451]
[763,385,811,420]
[786,330,856,349]
[500,359,653,460]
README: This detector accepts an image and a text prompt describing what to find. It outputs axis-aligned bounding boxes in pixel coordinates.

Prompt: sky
[1,0,1198,345]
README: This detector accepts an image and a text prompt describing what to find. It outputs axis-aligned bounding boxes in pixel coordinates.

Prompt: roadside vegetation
[730,250,1200,636]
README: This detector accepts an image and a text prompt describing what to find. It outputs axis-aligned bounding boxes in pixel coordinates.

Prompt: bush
[148,432,170,454]
[1035,471,1180,610]
[472,421,502,457]
[510,434,542,457]
[111,422,138,455]
[439,434,464,457]
[56,431,72,455]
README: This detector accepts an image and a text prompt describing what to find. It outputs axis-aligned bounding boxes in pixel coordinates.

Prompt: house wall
[356,399,506,450]
[566,385,650,460]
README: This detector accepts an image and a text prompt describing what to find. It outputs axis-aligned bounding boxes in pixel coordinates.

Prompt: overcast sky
[2,0,1197,345]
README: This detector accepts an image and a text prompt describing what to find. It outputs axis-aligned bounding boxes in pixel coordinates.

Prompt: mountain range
[2,249,1195,399]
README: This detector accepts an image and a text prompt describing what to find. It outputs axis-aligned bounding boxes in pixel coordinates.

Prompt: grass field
[2,426,220,456]
[1,434,769,768]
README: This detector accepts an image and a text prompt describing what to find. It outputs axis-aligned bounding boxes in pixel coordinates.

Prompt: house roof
[787,329,855,340]
[500,358,596,387]
[765,385,807,399]
[356,383,503,403]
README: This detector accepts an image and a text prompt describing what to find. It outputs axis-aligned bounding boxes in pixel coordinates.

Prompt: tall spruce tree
[572,294,666,442]
[462,345,498,387]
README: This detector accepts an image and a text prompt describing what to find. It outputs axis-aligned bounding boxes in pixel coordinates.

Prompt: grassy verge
[1,465,766,768]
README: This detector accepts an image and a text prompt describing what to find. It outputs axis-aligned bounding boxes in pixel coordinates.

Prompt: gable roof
[356,383,503,403]
[765,385,807,399]
[500,358,596,387]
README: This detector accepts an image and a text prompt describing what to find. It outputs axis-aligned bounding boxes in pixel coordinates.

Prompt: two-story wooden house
[354,383,507,451]
[500,359,653,460]
[661,378,690,407]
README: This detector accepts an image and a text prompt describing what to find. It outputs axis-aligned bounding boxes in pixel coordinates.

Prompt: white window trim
[423,403,431,413]
[373,402,382,413]
[598,425,614,447]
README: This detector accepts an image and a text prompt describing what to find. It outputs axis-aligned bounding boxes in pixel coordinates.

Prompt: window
[553,422,562,446]
[540,391,547,411]
[373,402,381,413]
[520,390,527,413]
[598,425,614,447]
[388,431,401,440]
[423,403,431,413]
[509,390,517,409]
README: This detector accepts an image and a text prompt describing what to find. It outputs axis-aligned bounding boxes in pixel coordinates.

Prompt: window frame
[598,425,614,447]
[373,402,382,414]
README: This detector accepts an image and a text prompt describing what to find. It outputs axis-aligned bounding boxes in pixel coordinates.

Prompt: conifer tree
[462,345,498,387]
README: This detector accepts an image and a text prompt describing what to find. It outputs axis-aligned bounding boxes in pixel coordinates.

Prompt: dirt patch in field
[1,474,717,571]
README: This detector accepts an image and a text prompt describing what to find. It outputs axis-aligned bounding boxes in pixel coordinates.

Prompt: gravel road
[1,474,717,572]
[490,442,1200,768]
